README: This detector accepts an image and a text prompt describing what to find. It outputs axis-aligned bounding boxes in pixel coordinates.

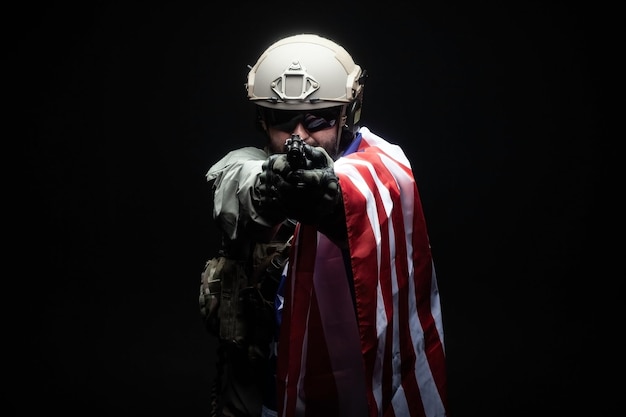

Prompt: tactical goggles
[263,107,341,133]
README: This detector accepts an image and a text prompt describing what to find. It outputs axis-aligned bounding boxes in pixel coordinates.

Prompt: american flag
[276,127,448,417]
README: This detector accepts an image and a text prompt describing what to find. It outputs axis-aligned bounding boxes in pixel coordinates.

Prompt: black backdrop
[20,2,611,416]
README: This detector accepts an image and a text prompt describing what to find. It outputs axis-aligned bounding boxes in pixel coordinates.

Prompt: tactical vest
[199,219,295,347]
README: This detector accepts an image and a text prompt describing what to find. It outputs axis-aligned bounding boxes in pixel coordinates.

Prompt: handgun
[284,134,307,169]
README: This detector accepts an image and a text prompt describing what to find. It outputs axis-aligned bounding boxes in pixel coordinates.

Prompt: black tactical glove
[256,145,341,225]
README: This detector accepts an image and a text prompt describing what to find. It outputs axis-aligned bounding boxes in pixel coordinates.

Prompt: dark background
[19,2,612,416]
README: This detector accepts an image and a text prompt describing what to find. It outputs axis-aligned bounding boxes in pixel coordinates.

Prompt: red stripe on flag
[277,224,318,416]
[410,186,448,411]
[387,167,428,416]
[302,287,340,416]
[359,158,394,411]
[340,165,380,415]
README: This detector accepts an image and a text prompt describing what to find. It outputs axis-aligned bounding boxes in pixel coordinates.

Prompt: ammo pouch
[199,256,248,345]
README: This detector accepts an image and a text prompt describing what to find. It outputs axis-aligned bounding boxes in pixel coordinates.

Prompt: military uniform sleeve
[206,146,277,241]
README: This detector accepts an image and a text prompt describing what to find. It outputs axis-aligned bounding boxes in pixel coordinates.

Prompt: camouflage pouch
[251,240,291,303]
[199,258,221,336]
[199,256,248,345]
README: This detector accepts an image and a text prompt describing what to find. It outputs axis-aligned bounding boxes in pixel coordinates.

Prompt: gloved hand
[256,145,341,224]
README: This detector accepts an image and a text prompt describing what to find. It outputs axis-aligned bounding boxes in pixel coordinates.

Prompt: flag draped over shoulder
[276,127,448,417]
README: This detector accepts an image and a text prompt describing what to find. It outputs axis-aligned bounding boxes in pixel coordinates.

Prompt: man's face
[262,107,342,158]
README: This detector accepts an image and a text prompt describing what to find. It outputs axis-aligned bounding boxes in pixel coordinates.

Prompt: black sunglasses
[264,107,341,133]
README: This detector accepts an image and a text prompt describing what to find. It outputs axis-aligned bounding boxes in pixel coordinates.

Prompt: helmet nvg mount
[246,33,366,119]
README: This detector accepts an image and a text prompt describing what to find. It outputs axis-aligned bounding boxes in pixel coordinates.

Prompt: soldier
[200,33,448,417]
